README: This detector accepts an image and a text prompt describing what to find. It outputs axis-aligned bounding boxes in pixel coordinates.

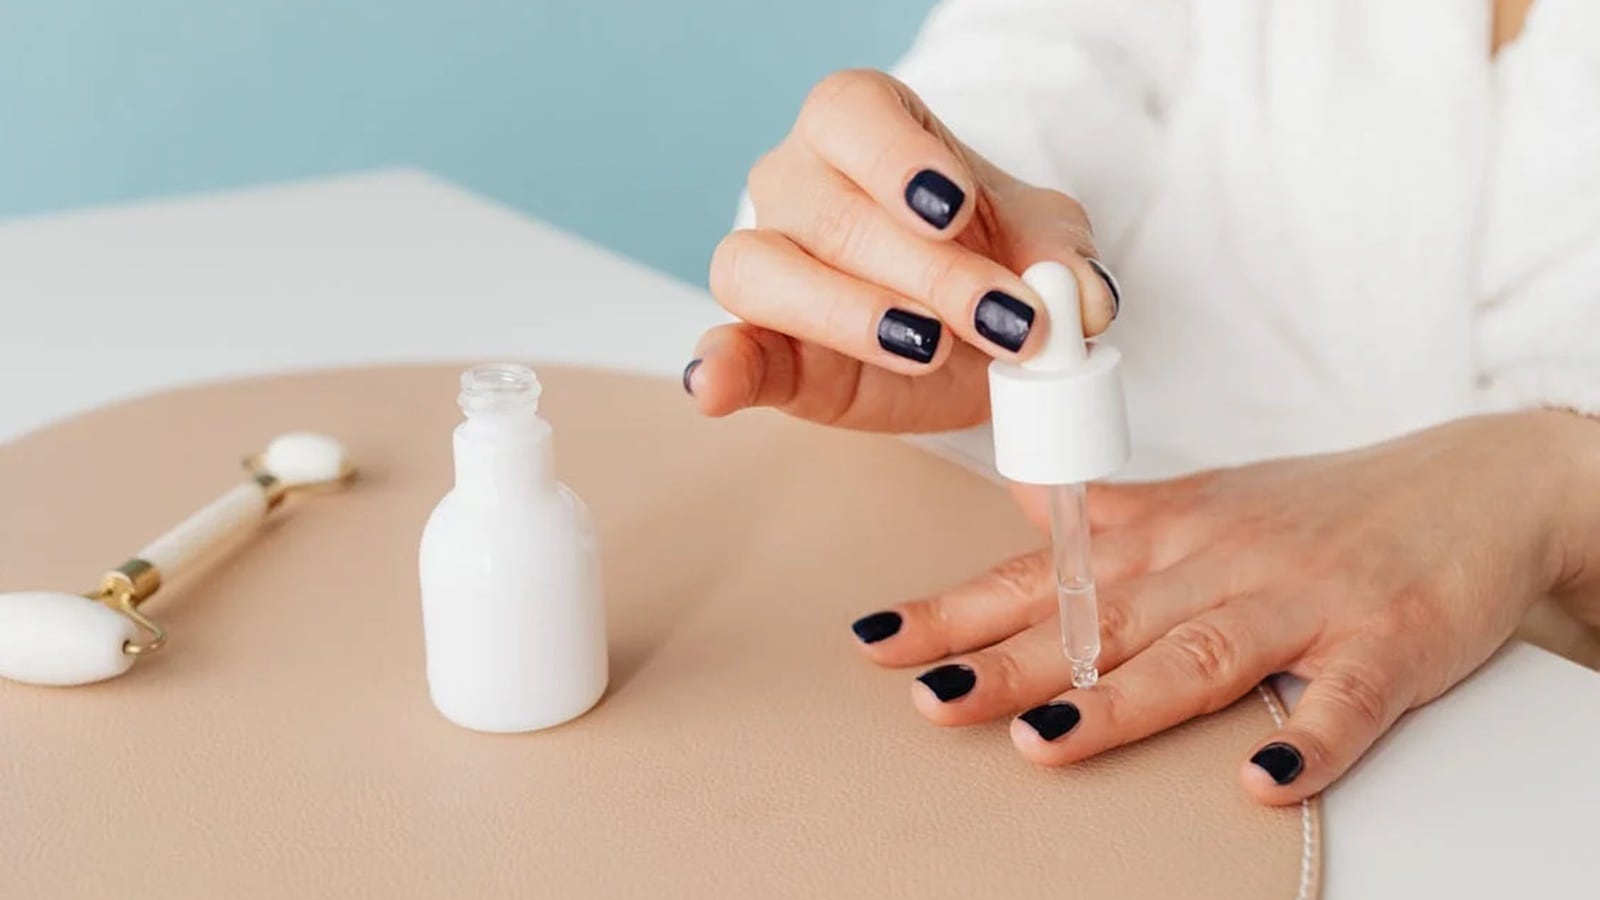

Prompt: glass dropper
[1046,481,1100,688]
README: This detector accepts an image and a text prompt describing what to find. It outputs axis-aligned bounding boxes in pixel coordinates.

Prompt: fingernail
[973,290,1035,353]
[850,611,902,644]
[1017,702,1081,741]
[1087,258,1122,319]
[878,309,942,363]
[682,358,702,395]
[916,664,976,702]
[905,169,965,230]
[1249,742,1305,786]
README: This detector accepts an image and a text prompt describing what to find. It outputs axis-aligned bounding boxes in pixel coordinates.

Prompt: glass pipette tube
[1047,481,1100,688]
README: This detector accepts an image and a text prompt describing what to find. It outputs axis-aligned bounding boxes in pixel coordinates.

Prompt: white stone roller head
[0,591,138,686]
[259,432,351,486]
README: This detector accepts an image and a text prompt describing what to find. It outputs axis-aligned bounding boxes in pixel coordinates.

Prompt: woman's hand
[688,69,1119,433]
[849,410,1600,804]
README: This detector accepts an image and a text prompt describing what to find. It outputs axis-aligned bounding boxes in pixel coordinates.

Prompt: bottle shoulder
[420,483,593,552]
[555,482,594,529]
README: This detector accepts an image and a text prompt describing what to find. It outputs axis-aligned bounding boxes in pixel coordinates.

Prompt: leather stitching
[1256,684,1321,900]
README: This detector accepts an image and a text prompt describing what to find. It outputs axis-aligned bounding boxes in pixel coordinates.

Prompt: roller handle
[136,482,269,578]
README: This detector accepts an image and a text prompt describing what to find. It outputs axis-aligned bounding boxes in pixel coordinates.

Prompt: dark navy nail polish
[1018,702,1081,741]
[1249,742,1305,785]
[905,169,965,230]
[973,290,1035,353]
[682,359,702,395]
[916,664,976,702]
[851,611,902,644]
[877,309,942,363]
[1087,258,1122,319]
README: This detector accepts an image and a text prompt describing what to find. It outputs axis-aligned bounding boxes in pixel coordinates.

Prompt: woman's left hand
[849,410,1600,803]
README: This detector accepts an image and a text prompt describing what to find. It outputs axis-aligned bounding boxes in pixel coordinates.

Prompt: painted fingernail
[850,611,902,644]
[916,664,976,702]
[1018,702,1081,741]
[1249,742,1305,786]
[905,169,965,230]
[682,359,703,395]
[1087,258,1122,319]
[973,290,1036,353]
[878,309,942,363]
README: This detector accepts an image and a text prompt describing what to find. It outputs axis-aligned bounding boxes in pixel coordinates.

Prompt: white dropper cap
[987,262,1131,485]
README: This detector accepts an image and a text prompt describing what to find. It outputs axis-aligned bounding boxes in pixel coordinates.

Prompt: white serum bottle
[419,363,607,733]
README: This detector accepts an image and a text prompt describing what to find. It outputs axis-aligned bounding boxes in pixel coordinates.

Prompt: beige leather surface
[0,366,1318,900]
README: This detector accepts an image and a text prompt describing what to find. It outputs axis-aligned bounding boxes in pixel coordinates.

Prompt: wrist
[1535,409,1600,596]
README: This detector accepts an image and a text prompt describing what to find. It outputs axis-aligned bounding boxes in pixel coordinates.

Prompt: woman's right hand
[689,69,1120,433]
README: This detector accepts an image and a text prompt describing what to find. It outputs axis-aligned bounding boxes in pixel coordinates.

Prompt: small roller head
[260,432,352,486]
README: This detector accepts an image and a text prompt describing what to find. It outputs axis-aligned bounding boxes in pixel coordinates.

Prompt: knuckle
[917,247,967,312]
[1075,208,1095,243]
[1217,511,1273,551]
[1286,731,1337,776]
[1052,190,1090,230]
[1363,586,1446,648]
[800,69,880,129]
[1092,678,1131,732]
[1095,597,1136,650]
[1366,608,1416,644]
[897,598,956,659]
[1162,620,1240,685]
[1393,582,1445,621]
[1035,188,1095,249]
[745,148,784,206]
[708,230,764,305]
[1153,471,1217,519]
[984,552,1051,604]
[809,196,872,265]
[1319,666,1393,732]
[813,282,860,344]
[1105,532,1158,582]
[985,649,1028,701]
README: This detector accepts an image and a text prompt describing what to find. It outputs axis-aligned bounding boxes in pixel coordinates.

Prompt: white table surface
[2,169,1596,898]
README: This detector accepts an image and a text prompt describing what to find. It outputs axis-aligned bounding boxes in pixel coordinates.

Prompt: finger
[687,322,990,431]
[851,523,1175,667]
[986,180,1120,336]
[758,160,1049,359]
[1239,647,1415,805]
[793,69,976,237]
[905,555,1236,725]
[852,549,1053,667]
[1092,556,1234,665]
[1011,595,1318,764]
[686,322,836,417]
[709,228,952,373]
[909,620,1072,725]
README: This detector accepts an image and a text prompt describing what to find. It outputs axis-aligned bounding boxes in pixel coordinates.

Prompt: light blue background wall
[0,0,938,285]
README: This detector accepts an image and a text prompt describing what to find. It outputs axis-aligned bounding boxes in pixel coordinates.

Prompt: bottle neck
[453,410,555,502]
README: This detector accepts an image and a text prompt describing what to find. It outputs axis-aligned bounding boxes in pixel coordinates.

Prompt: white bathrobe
[879,0,1600,479]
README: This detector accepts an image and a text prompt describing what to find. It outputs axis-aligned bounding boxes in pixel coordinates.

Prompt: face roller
[988,262,1131,689]
[0,432,354,687]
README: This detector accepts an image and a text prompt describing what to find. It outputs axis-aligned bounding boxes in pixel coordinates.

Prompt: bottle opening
[460,363,542,414]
